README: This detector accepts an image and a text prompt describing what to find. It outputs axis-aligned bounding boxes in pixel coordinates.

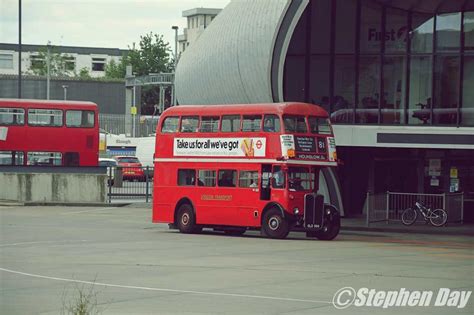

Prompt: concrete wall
[0,75,125,114]
[0,172,107,203]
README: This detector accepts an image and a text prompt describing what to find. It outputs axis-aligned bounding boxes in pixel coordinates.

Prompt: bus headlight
[293,207,300,215]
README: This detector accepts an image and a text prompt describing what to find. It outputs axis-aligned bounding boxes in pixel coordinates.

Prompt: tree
[104,32,174,115]
[105,32,173,79]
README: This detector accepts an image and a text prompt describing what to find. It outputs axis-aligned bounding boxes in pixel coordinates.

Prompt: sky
[0,0,231,51]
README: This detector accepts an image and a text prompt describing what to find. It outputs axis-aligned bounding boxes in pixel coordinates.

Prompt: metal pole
[46,41,51,100]
[18,0,22,98]
[62,85,68,100]
[366,191,370,227]
[132,85,136,137]
[171,26,179,106]
[145,166,149,203]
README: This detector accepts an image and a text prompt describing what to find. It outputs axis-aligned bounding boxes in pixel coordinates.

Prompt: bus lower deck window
[239,170,258,187]
[178,169,196,186]
[198,170,216,186]
[218,170,237,187]
[27,152,62,166]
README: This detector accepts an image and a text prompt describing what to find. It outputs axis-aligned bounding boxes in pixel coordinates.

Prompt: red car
[114,156,145,181]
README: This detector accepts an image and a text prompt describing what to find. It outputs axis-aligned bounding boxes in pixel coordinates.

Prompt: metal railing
[105,166,154,203]
[99,114,159,137]
[365,191,464,226]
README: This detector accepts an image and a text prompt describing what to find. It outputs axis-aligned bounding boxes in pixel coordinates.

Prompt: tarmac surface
[0,204,473,314]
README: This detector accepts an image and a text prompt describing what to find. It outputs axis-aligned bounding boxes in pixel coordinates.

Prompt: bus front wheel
[177,204,200,234]
[262,208,289,239]
[313,208,340,240]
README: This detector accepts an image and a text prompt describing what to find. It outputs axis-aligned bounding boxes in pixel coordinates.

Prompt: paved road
[0,205,472,314]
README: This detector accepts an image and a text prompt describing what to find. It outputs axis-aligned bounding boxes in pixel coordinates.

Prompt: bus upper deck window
[283,115,307,133]
[28,109,63,127]
[161,117,179,133]
[263,114,280,132]
[242,115,261,132]
[200,116,219,132]
[66,110,94,128]
[0,108,25,125]
[308,116,331,134]
[221,115,240,132]
[180,116,199,133]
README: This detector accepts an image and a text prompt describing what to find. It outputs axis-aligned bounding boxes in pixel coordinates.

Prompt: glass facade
[284,0,474,126]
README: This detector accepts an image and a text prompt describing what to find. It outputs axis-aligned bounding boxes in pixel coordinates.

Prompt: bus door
[260,164,272,200]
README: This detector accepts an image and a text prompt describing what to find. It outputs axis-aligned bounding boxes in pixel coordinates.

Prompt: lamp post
[46,41,51,100]
[171,25,178,106]
[62,85,68,100]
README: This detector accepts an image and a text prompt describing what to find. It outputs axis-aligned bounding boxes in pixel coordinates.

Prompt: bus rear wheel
[262,208,289,239]
[177,204,200,234]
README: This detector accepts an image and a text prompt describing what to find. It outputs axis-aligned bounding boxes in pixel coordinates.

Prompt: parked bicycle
[401,201,448,227]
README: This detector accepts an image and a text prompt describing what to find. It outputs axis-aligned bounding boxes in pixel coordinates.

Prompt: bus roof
[161,102,328,118]
[0,98,98,109]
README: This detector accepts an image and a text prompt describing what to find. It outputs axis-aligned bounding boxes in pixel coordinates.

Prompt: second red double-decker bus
[0,99,99,166]
[153,103,340,239]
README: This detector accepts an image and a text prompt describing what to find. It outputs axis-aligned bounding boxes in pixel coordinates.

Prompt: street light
[62,85,68,100]
[46,41,51,100]
[171,25,178,106]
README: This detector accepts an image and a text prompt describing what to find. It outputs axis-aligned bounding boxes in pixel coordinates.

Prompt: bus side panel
[153,163,176,223]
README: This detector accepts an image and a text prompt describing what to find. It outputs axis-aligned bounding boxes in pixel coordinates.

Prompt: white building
[178,8,222,54]
[0,43,127,78]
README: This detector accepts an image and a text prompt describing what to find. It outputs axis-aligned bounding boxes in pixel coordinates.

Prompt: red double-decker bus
[0,99,99,166]
[153,103,340,239]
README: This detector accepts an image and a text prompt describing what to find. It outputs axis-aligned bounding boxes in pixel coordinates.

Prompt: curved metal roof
[175,0,297,105]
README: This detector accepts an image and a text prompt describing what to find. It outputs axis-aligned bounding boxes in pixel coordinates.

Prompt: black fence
[105,166,154,203]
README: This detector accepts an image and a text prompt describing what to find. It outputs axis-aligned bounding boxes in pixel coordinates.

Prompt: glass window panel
[335,0,356,53]
[332,56,355,123]
[218,170,236,187]
[464,12,474,51]
[221,115,240,132]
[0,54,13,69]
[263,114,280,132]
[242,115,261,132]
[28,109,62,126]
[308,117,331,134]
[408,56,432,125]
[357,56,380,123]
[411,14,433,53]
[310,0,331,54]
[0,108,24,125]
[180,116,199,133]
[0,151,24,165]
[461,56,474,126]
[381,56,406,124]
[360,1,382,54]
[197,170,216,187]
[272,165,285,189]
[200,116,219,132]
[385,8,408,53]
[283,115,307,133]
[288,166,314,191]
[177,169,195,186]
[436,13,461,52]
[239,170,258,188]
[284,56,306,102]
[66,110,94,127]
[309,55,330,112]
[27,152,62,166]
[161,116,179,133]
[433,55,459,125]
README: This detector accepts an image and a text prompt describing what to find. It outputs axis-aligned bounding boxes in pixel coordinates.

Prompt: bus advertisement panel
[153,103,340,240]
